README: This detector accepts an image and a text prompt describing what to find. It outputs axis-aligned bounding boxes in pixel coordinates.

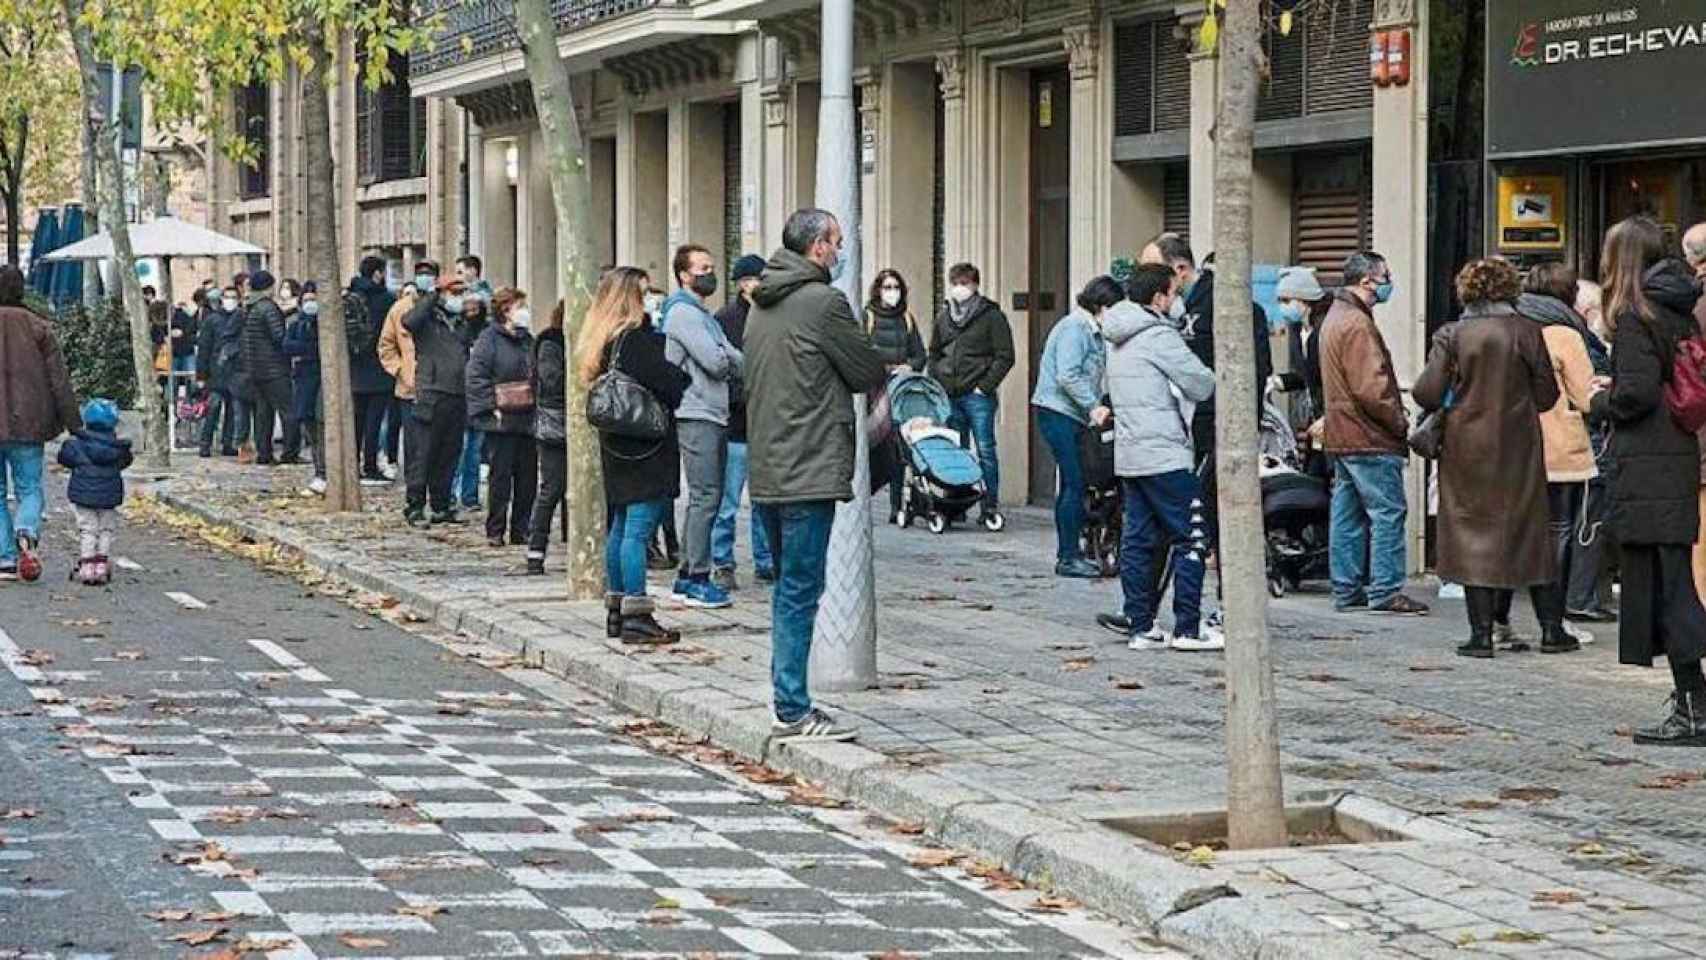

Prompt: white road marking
[724,927,804,955]
[149,819,202,841]
[164,591,208,609]
[278,912,435,936]
[246,639,330,682]
[203,836,343,855]
[211,890,273,915]
[113,556,142,570]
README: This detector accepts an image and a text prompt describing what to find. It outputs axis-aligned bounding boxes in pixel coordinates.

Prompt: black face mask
[690,273,718,298]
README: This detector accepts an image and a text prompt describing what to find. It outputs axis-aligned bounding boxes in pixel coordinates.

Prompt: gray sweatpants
[677,419,727,578]
[74,505,118,559]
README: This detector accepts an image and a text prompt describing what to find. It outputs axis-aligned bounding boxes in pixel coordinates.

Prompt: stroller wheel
[1268,576,1287,599]
[927,512,948,535]
[982,511,1006,533]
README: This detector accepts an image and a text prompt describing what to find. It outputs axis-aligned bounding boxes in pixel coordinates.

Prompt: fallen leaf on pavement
[434,702,471,716]
[1491,930,1546,943]
[965,860,1024,890]
[1061,656,1095,672]
[1532,889,1586,905]
[1570,841,1607,856]
[707,894,748,908]
[1068,782,1128,793]
[337,933,389,949]
[1297,672,1348,683]
[1638,771,1702,790]
[143,908,193,922]
[1407,663,1453,672]
[1179,845,1217,866]
[165,927,227,946]
[1382,716,1471,737]
[0,809,38,820]
[1392,760,1451,773]
[1046,643,1089,651]
[734,763,791,785]
[1498,786,1561,803]
[908,848,962,868]
[520,854,560,866]
[1109,675,1144,690]
[194,911,249,922]
[620,810,676,823]
[198,841,228,862]
[113,650,147,661]
[652,897,681,910]
[784,785,848,809]
[868,951,917,960]
[641,912,682,926]
[887,820,926,836]
[1456,798,1501,810]
[395,904,445,918]
[233,938,292,952]
[1027,896,1082,913]
[17,649,54,666]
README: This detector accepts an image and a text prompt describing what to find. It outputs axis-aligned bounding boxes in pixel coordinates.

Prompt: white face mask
[220,298,238,312]
[510,308,531,330]
[1167,296,1186,321]
[948,284,974,304]
[879,288,902,309]
[644,294,664,316]
[301,299,320,317]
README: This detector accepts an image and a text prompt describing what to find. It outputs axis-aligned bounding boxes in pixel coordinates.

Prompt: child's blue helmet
[81,398,119,430]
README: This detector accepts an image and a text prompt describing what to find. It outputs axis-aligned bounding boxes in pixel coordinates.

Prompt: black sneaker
[430,510,465,526]
[754,566,776,583]
[1371,594,1430,616]
[1633,693,1706,747]
[1055,558,1100,579]
[1097,612,1134,635]
[1566,607,1617,623]
[404,507,428,528]
[359,472,390,487]
[198,448,213,459]
[771,708,857,742]
[525,556,546,577]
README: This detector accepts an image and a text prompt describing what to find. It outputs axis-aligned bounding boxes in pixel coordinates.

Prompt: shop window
[356,50,429,185]
[234,81,270,199]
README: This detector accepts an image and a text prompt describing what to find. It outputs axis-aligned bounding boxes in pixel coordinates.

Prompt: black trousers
[199,389,241,454]
[251,376,300,463]
[483,432,538,541]
[1621,542,1706,668]
[529,442,567,557]
[410,393,467,514]
[354,393,389,474]
[402,399,427,511]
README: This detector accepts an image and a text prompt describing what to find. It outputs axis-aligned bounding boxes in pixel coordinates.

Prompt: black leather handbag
[586,332,668,440]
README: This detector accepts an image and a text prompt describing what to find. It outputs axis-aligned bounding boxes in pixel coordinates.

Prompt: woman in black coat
[577,267,690,643]
[466,288,537,547]
[1589,216,1706,746]
[524,301,569,575]
[863,269,928,522]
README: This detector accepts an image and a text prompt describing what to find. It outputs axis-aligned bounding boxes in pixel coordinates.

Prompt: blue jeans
[755,500,836,724]
[453,427,482,507]
[948,392,999,509]
[0,443,46,565]
[1330,454,1408,606]
[1036,407,1086,562]
[1118,471,1208,637]
[605,499,670,597]
[712,441,773,574]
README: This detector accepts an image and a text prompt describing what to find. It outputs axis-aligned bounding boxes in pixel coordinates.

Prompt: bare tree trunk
[303,24,360,512]
[0,117,25,265]
[63,0,164,466]
[80,114,101,305]
[511,0,604,600]
[1212,0,1285,850]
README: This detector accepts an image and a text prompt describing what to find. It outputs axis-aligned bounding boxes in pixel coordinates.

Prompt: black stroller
[1080,419,1121,577]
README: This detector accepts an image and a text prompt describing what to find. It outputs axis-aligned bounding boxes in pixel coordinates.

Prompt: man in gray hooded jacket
[1096,263,1221,653]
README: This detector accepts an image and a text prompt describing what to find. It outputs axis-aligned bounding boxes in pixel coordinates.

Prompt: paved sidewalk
[131,457,1706,959]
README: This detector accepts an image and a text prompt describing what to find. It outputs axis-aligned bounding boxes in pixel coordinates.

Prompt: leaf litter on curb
[337,933,389,949]
[1027,895,1083,914]
[164,928,227,946]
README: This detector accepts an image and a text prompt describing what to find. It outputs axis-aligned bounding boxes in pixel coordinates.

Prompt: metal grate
[1163,162,1189,242]
[1112,22,1154,137]
[1257,20,1304,122]
[1153,22,1191,132]
[1304,0,1373,114]
[412,0,662,79]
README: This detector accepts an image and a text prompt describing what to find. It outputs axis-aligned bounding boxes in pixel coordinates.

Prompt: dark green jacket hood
[753,249,830,309]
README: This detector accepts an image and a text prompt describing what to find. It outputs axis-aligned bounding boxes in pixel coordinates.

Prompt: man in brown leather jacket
[0,265,81,582]
[1319,251,1429,616]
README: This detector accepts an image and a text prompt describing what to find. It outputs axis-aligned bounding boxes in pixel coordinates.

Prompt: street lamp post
[809,0,878,692]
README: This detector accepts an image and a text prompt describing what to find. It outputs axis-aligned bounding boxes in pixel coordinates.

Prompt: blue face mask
[828,250,846,283]
[301,300,320,317]
[1280,301,1306,326]
[415,274,435,294]
[1374,280,1395,304]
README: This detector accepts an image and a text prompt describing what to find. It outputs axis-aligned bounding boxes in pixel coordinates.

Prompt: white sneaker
[1128,626,1170,651]
[306,477,327,497]
[380,464,398,481]
[1170,623,1226,652]
[1563,621,1594,645]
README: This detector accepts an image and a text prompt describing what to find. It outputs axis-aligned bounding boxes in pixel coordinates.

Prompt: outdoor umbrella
[52,204,86,305]
[40,215,266,263]
[27,207,59,297]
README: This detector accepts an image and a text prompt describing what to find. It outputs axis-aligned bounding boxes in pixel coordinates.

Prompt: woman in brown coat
[1414,259,1566,658]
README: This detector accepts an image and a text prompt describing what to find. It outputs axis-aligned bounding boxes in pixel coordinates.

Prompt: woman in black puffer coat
[864,269,927,522]
[1590,216,1706,746]
[466,288,537,548]
[524,300,568,575]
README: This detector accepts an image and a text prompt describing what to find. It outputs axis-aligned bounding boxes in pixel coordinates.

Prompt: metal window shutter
[1257,24,1304,122]
[1154,22,1191,132]
[411,94,428,179]
[1292,151,1371,287]
[932,88,945,317]
[379,79,415,182]
[1163,163,1189,241]
[1113,22,1154,137]
[723,101,741,279]
[238,83,270,199]
[355,55,374,184]
[1304,0,1373,114]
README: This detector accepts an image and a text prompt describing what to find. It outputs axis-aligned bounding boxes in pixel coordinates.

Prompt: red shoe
[15,535,41,583]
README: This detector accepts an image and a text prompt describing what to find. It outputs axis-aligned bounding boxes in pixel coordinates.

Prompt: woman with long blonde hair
[580,267,692,644]
[1589,216,1706,745]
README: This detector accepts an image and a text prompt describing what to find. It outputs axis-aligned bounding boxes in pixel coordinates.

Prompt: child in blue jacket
[57,399,133,585]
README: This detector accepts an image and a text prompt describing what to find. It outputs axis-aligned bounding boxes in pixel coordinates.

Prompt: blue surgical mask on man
[442,294,465,315]
[415,274,435,293]
[828,250,846,283]
[1374,279,1395,303]
[1280,301,1306,326]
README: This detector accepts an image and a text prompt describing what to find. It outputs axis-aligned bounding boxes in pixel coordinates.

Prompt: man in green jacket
[745,209,887,742]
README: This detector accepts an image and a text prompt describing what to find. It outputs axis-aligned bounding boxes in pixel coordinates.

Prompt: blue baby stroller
[888,371,1004,534]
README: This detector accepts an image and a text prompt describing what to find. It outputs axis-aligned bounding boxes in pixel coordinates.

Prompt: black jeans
[483,432,538,541]
[401,399,428,511]
[251,376,300,463]
[199,389,241,453]
[354,393,389,474]
[383,397,403,464]
[528,442,567,558]
[414,393,467,514]
[1547,482,1584,609]
[1565,478,1609,611]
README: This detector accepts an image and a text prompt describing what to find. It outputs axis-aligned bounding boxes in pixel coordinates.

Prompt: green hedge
[34,295,139,408]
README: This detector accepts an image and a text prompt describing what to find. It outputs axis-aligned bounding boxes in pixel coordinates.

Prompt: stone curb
[151,485,1400,959]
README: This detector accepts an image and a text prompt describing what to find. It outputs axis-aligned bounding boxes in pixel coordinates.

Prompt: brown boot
[619,596,679,645]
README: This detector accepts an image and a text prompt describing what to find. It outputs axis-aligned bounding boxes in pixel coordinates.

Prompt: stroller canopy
[889,371,952,427]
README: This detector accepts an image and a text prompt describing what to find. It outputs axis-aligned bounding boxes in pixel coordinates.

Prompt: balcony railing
[413,0,666,78]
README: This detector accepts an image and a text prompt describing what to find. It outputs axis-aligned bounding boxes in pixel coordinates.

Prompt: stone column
[856,68,881,296]
[876,62,937,309]
[465,116,485,274]
[761,89,789,250]
[617,108,669,281]
[736,33,767,253]
[425,100,464,263]
[667,97,727,296]
[935,49,967,272]
[1184,10,1218,250]
[480,136,516,286]
[1369,0,1430,571]
[1064,21,1106,293]
[788,82,820,210]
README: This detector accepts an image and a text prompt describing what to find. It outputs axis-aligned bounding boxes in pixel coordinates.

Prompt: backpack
[1665,333,1706,433]
[343,291,375,358]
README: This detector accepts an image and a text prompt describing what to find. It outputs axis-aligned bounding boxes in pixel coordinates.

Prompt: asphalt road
[0,500,1177,959]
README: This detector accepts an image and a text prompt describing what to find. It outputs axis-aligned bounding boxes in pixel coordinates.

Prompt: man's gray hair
[1683,223,1706,265]
[782,208,838,255]
[1342,251,1387,287]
